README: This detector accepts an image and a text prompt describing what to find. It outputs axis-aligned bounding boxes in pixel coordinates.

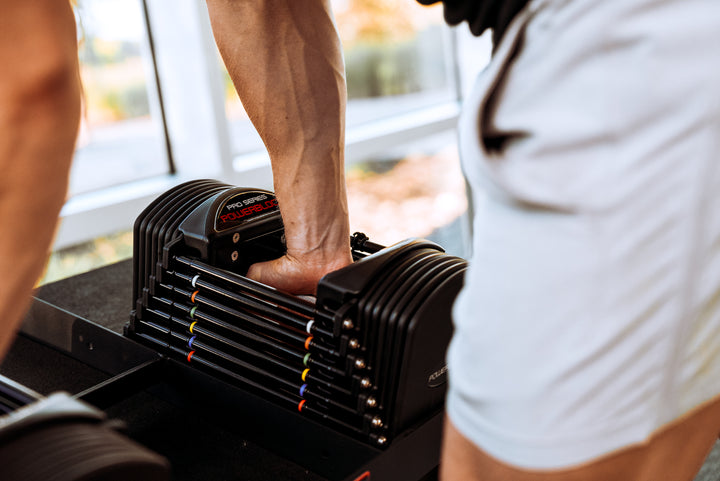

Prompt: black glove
[415,0,529,44]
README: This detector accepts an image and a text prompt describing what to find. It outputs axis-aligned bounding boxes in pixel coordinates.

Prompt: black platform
[0,261,442,481]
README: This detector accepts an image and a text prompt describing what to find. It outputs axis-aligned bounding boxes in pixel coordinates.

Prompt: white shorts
[448,0,720,469]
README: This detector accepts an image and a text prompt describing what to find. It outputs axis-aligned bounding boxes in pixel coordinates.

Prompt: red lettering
[220,198,277,225]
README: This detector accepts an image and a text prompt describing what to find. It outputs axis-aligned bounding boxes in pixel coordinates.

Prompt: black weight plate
[145,181,224,294]
[138,180,220,303]
[133,179,213,304]
[154,186,231,339]
[370,251,445,396]
[156,185,230,273]
[389,264,466,433]
[360,249,437,385]
[385,259,466,418]
[350,241,445,350]
[376,255,458,408]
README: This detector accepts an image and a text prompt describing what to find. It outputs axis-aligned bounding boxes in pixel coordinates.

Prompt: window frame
[56,0,484,251]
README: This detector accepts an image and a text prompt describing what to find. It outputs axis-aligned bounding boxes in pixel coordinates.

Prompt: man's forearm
[206,0,351,293]
[0,1,81,358]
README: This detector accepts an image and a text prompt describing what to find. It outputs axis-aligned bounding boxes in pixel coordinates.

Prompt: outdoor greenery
[80,38,150,123]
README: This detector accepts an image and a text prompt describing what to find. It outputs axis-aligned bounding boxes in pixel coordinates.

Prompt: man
[3,1,719,480]
[209,1,720,480]
[431,1,720,479]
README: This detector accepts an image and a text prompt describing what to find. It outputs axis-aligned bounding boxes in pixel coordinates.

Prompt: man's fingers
[246,257,316,296]
[246,249,353,296]
[246,259,278,288]
[245,261,265,284]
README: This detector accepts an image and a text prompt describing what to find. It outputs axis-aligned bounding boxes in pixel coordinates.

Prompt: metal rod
[138,313,354,399]
[168,327,354,398]
[170,331,301,389]
[74,358,164,410]
[0,374,41,413]
[160,305,307,359]
[168,283,334,339]
[151,295,339,357]
[167,306,345,374]
[174,337,361,420]
[173,271,311,332]
[180,310,346,377]
[175,256,315,317]
[167,344,298,405]
[160,284,303,342]
[134,329,368,437]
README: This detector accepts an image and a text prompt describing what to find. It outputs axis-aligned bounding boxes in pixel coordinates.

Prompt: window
[50,0,474,279]
[72,0,169,196]
[346,132,469,257]
[221,0,459,162]
[336,0,456,125]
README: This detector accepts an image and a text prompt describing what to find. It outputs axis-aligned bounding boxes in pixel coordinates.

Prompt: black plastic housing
[128,180,466,449]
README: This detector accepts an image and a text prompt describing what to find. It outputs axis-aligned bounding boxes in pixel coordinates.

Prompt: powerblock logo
[427,364,448,388]
[220,199,277,223]
[215,192,278,231]
[224,193,268,211]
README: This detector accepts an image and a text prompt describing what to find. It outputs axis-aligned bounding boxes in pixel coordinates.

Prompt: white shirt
[447,0,720,469]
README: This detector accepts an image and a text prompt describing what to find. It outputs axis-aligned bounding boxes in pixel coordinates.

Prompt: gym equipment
[0,375,169,481]
[2,179,466,480]
[128,179,466,449]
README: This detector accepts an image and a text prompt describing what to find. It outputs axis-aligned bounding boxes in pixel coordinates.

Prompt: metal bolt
[366,396,377,408]
[360,377,372,389]
[355,358,366,370]
[231,251,239,262]
[348,338,360,349]
[342,318,354,330]
[371,417,383,428]
[376,436,387,446]
[232,233,240,243]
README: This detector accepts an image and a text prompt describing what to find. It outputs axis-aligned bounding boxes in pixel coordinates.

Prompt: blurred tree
[335,0,416,47]
[335,0,443,98]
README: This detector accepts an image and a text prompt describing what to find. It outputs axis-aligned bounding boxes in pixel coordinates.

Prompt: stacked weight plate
[128,180,467,447]
[0,377,170,481]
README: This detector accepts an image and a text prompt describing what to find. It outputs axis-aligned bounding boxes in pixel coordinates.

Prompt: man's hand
[247,247,352,296]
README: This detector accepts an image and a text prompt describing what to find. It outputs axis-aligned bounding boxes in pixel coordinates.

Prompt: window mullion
[143,0,228,180]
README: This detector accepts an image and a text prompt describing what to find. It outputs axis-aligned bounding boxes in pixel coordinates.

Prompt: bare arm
[206,0,352,295]
[0,1,81,358]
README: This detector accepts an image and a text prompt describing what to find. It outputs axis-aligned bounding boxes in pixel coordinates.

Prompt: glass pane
[335,0,455,127]
[222,0,454,156]
[346,133,468,256]
[71,0,169,196]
